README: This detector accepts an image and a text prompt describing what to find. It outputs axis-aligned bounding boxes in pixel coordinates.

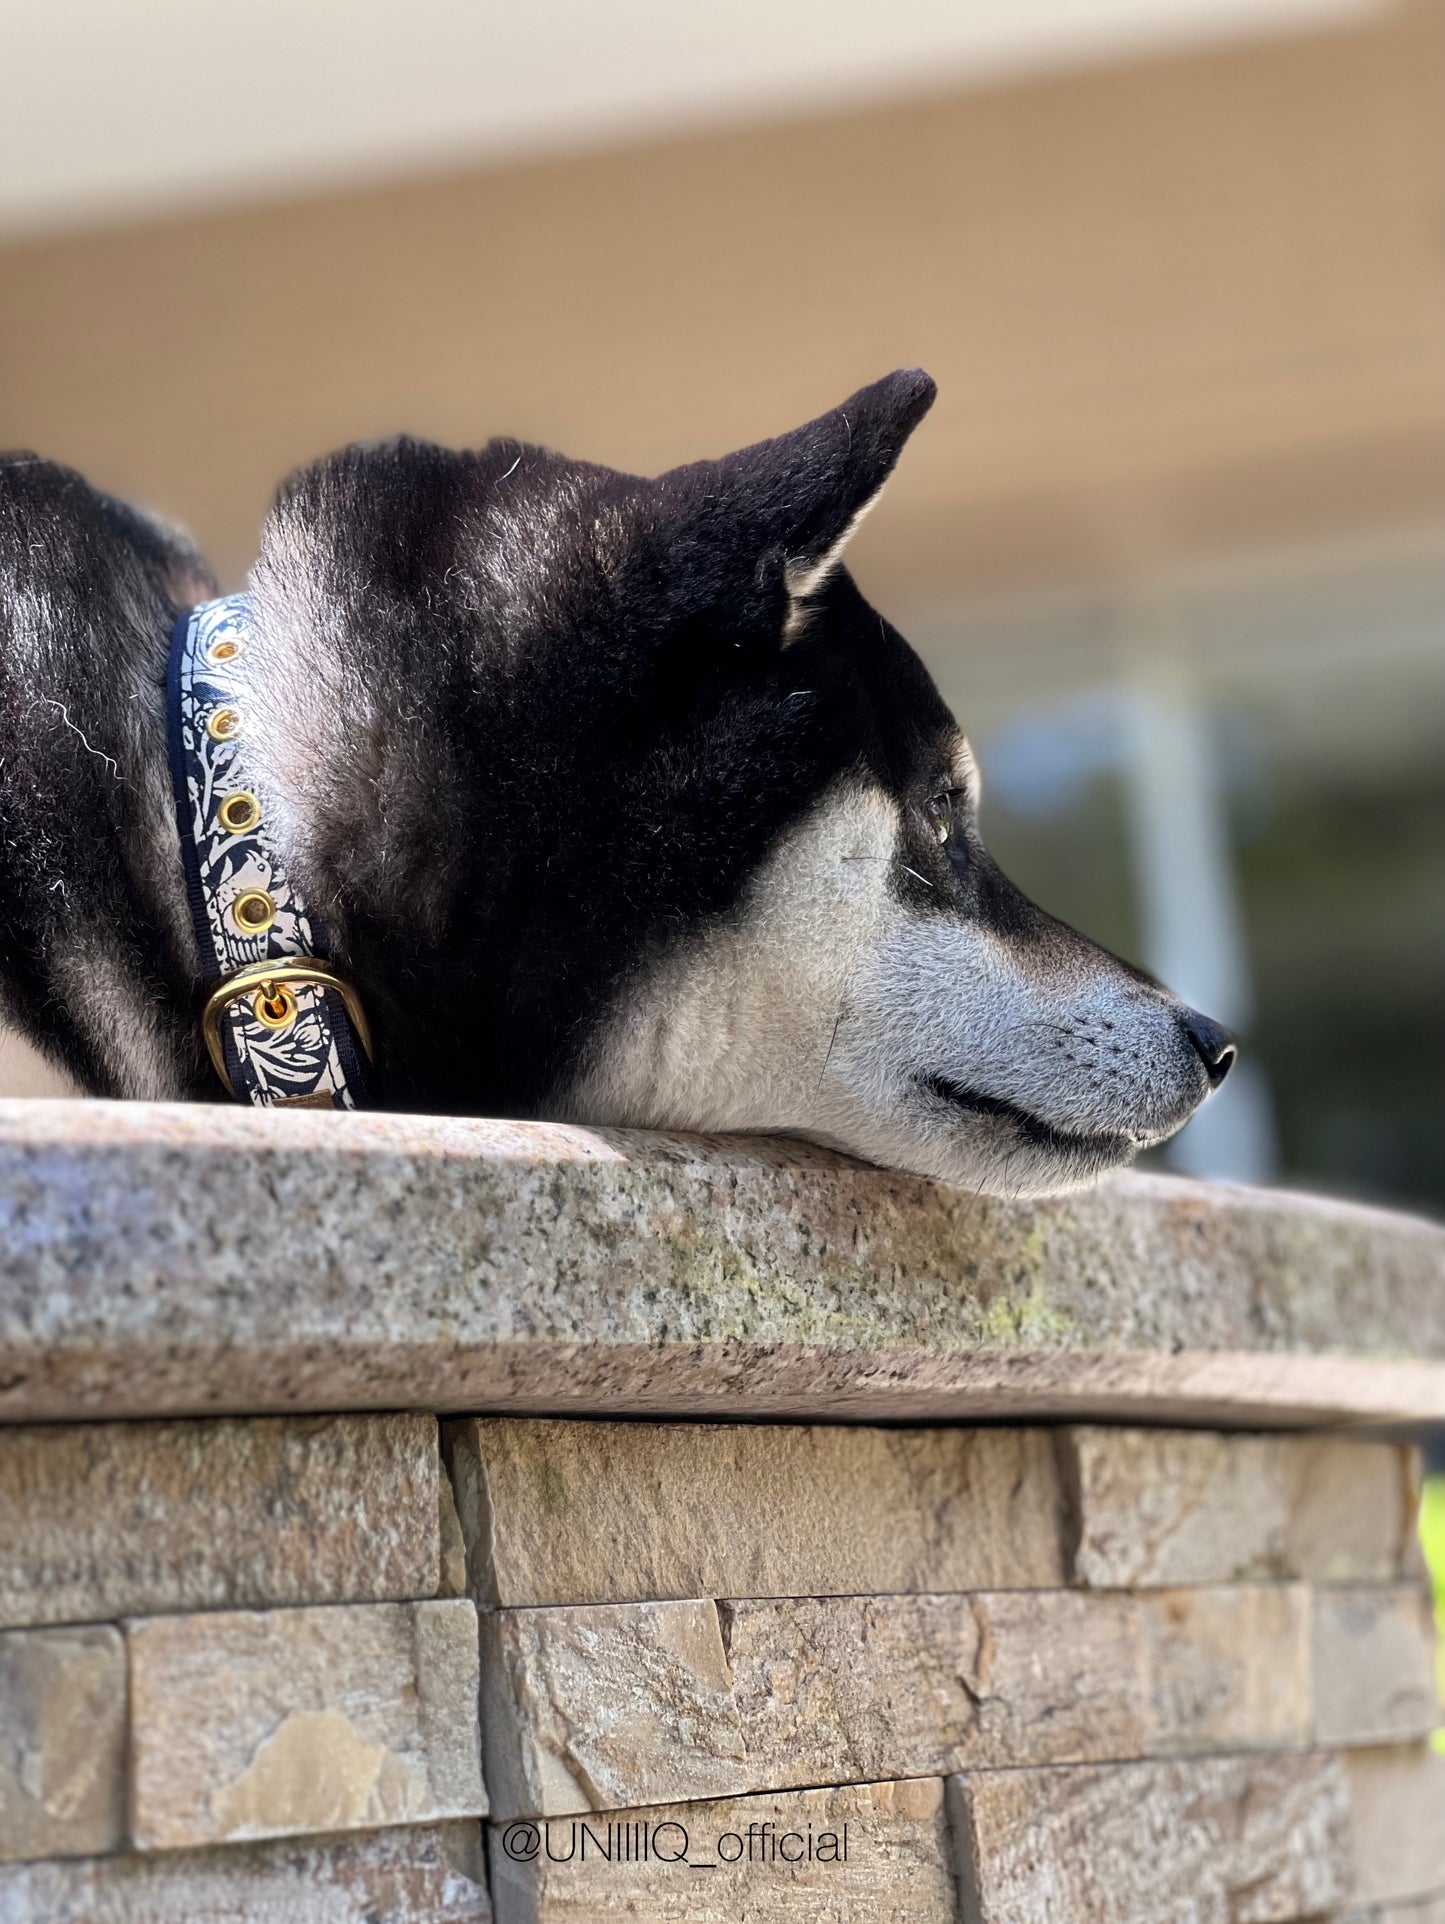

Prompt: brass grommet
[206,636,244,664]
[207,706,242,743]
[201,956,373,1093]
[252,980,298,1031]
[232,889,276,934]
[217,790,261,835]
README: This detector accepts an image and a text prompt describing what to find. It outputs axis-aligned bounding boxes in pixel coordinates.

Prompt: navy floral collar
[167,595,371,1108]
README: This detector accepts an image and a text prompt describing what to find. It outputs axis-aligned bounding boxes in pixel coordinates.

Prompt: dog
[0,369,1234,1195]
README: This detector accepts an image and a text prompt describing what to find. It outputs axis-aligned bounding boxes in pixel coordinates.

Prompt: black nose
[1180,1009,1238,1090]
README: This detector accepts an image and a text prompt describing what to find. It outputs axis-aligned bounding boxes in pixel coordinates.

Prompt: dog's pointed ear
[657,367,936,645]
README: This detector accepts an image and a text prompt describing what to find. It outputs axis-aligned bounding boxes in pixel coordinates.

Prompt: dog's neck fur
[236,437,889,1117]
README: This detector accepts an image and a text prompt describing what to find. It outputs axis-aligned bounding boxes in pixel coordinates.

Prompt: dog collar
[167,595,372,1108]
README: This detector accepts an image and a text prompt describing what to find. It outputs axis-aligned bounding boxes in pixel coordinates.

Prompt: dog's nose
[1179,1009,1238,1090]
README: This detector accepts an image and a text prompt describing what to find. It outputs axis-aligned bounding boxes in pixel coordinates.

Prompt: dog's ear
[656,368,936,646]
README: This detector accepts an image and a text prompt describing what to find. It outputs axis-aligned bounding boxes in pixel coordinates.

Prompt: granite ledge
[0,1100,1442,1428]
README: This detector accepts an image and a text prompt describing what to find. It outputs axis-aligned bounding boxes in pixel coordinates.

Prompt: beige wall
[1,1,1442,609]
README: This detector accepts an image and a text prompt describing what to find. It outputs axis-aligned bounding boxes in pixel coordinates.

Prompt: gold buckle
[200,956,373,1098]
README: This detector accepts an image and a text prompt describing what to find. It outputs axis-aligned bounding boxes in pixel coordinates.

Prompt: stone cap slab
[1,1100,1443,1428]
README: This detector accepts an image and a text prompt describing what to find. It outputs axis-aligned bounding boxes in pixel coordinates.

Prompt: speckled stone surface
[1,1100,1443,1426]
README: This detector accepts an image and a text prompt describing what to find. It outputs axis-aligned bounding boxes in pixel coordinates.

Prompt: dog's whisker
[816,1007,846,1094]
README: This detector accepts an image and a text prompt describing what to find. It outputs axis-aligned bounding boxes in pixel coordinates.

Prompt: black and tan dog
[0,370,1233,1193]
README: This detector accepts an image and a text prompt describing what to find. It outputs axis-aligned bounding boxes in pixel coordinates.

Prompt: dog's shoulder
[0,450,214,803]
[0,455,216,1098]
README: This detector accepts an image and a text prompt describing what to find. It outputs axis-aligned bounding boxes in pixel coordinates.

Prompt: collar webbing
[167,595,371,1109]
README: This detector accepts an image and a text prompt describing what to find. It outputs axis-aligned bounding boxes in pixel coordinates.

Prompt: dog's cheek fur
[552,779,901,1135]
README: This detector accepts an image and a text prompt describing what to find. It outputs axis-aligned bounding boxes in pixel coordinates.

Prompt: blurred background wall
[2,0,1441,1208]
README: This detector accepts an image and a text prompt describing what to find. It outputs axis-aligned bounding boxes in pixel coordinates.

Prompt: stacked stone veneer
[0,1413,490,1920]
[1,1409,1440,1922]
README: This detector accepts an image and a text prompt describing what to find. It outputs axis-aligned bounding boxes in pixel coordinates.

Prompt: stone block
[0,1414,439,1628]
[0,1626,125,1863]
[949,1751,1351,1923]
[1347,1745,1445,1909]
[0,1821,491,1921]
[1137,1583,1312,1754]
[488,1778,955,1924]
[1314,1586,1439,1746]
[481,1600,746,1820]
[719,1591,1138,1804]
[1064,1428,1420,1587]
[127,1598,485,1850]
[480,1585,1310,1818]
[446,1416,1065,1607]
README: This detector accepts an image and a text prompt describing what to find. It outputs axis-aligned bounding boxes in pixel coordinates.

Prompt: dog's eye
[924,793,955,846]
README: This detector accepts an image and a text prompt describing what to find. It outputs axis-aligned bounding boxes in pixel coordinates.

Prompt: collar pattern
[167,595,371,1108]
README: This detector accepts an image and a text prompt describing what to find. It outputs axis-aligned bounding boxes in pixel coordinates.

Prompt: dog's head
[257,369,1233,1193]
[546,368,1236,1194]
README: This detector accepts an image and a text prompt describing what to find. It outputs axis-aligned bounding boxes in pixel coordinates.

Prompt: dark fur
[0,459,215,1094]
[0,372,940,1101]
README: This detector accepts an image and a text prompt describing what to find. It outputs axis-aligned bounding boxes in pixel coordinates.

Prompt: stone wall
[3,1112,1444,1920]
[0,1408,1440,1923]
